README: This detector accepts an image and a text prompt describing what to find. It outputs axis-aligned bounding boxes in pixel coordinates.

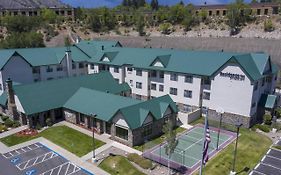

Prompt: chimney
[5,78,19,121]
[65,49,72,77]
[102,45,104,50]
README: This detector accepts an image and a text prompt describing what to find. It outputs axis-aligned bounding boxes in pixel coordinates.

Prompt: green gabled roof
[13,72,130,115]
[151,55,171,67]
[101,52,119,62]
[251,53,269,75]
[119,95,178,129]
[0,50,15,69]
[259,94,277,109]
[69,46,91,62]
[64,87,140,121]
[0,92,7,106]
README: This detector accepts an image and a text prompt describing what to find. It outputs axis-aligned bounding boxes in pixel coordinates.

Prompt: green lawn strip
[99,155,145,175]
[191,117,272,175]
[0,126,105,157]
[133,126,186,151]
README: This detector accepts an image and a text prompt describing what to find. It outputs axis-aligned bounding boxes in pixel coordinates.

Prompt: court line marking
[2,143,42,159]
[16,151,58,170]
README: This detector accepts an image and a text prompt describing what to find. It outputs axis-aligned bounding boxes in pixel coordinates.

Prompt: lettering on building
[220,72,245,81]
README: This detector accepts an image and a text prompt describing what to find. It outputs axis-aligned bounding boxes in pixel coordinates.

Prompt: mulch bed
[16,129,38,137]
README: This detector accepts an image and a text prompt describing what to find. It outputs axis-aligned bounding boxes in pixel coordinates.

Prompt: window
[223,10,226,16]
[0,84,2,90]
[184,90,192,98]
[204,78,211,85]
[262,78,265,86]
[142,124,152,137]
[32,67,40,74]
[136,94,142,100]
[47,77,54,81]
[127,67,133,72]
[136,69,142,76]
[254,82,258,91]
[257,9,261,15]
[159,71,164,78]
[159,85,164,92]
[185,75,193,83]
[72,63,76,69]
[151,70,157,77]
[275,76,277,81]
[79,63,84,69]
[136,82,142,89]
[46,66,53,72]
[151,83,156,90]
[115,78,119,83]
[203,92,210,100]
[264,9,268,15]
[209,11,212,16]
[183,104,192,113]
[116,126,128,140]
[91,64,95,69]
[34,79,39,82]
[114,66,119,73]
[169,88,177,95]
[57,65,63,71]
[129,80,133,87]
[251,102,256,108]
[170,73,178,81]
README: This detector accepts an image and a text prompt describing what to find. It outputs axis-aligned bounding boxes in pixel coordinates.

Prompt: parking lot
[250,140,281,175]
[0,142,93,175]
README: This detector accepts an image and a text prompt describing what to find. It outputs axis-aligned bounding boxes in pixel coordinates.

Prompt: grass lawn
[133,126,186,151]
[99,155,145,175]
[192,117,272,175]
[0,126,105,157]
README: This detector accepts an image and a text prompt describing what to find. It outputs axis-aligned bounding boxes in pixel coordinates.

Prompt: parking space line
[2,143,43,159]
[260,162,281,171]
[251,170,267,175]
[266,154,281,161]
[16,151,58,170]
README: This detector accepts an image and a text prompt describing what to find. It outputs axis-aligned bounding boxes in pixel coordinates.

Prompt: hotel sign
[220,72,245,81]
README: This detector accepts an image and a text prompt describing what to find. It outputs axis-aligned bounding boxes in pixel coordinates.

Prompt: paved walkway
[0,125,28,139]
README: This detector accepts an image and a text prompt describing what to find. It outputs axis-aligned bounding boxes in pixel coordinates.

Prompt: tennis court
[143,125,236,174]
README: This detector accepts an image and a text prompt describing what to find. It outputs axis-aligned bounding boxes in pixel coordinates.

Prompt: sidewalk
[0,125,28,139]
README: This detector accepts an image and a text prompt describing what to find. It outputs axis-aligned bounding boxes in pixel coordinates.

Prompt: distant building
[0,0,74,20]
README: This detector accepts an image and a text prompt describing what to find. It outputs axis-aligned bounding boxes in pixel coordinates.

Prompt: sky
[61,0,252,8]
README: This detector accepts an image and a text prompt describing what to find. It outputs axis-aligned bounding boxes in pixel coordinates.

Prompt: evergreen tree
[122,0,128,6]
[138,0,146,7]
[151,0,159,10]
[179,0,185,6]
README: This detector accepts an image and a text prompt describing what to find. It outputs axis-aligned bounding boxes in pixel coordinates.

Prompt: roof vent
[171,48,173,50]
[102,45,104,50]
[106,90,109,93]
[221,49,224,52]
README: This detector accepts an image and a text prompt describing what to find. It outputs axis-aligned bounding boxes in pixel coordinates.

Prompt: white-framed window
[32,67,40,74]
[114,66,119,73]
[79,63,84,69]
[159,71,164,78]
[184,90,192,98]
[159,84,164,92]
[185,75,193,83]
[183,104,192,113]
[151,83,156,90]
[90,64,95,69]
[136,69,142,76]
[57,64,63,71]
[127,67,133,72]
[46,66,53,72]
[203,92,210,100]
[151,70,157,77]
[136,82,142,89]
[169,87,177,95]
[170,73,178,81]
[72,63,76,69]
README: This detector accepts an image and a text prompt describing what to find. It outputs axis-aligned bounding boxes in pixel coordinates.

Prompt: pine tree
[138,0,146,7]
[122,0,128,6]
[179,0,185,6]
[151,0,159,10]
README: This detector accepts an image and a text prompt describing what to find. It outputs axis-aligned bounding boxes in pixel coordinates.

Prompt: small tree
[263,113,272,125]
[159,22,172,35]
[163,120,178,174]
[136,15,145,36]
[264,19,274,32]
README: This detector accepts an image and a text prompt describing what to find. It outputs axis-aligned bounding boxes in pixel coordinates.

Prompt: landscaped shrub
[255,124,270,133]
[275,108,281,119]
[127,153,153,169]
[36,123,42,130]
[46,118,53,127]
[274,145,281,150]
[0,124,7,133]
[4,118,15,128]
[12,121,21,128]
[1,115,9,121]
[264,19,274,32]
[263,114,272,125]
